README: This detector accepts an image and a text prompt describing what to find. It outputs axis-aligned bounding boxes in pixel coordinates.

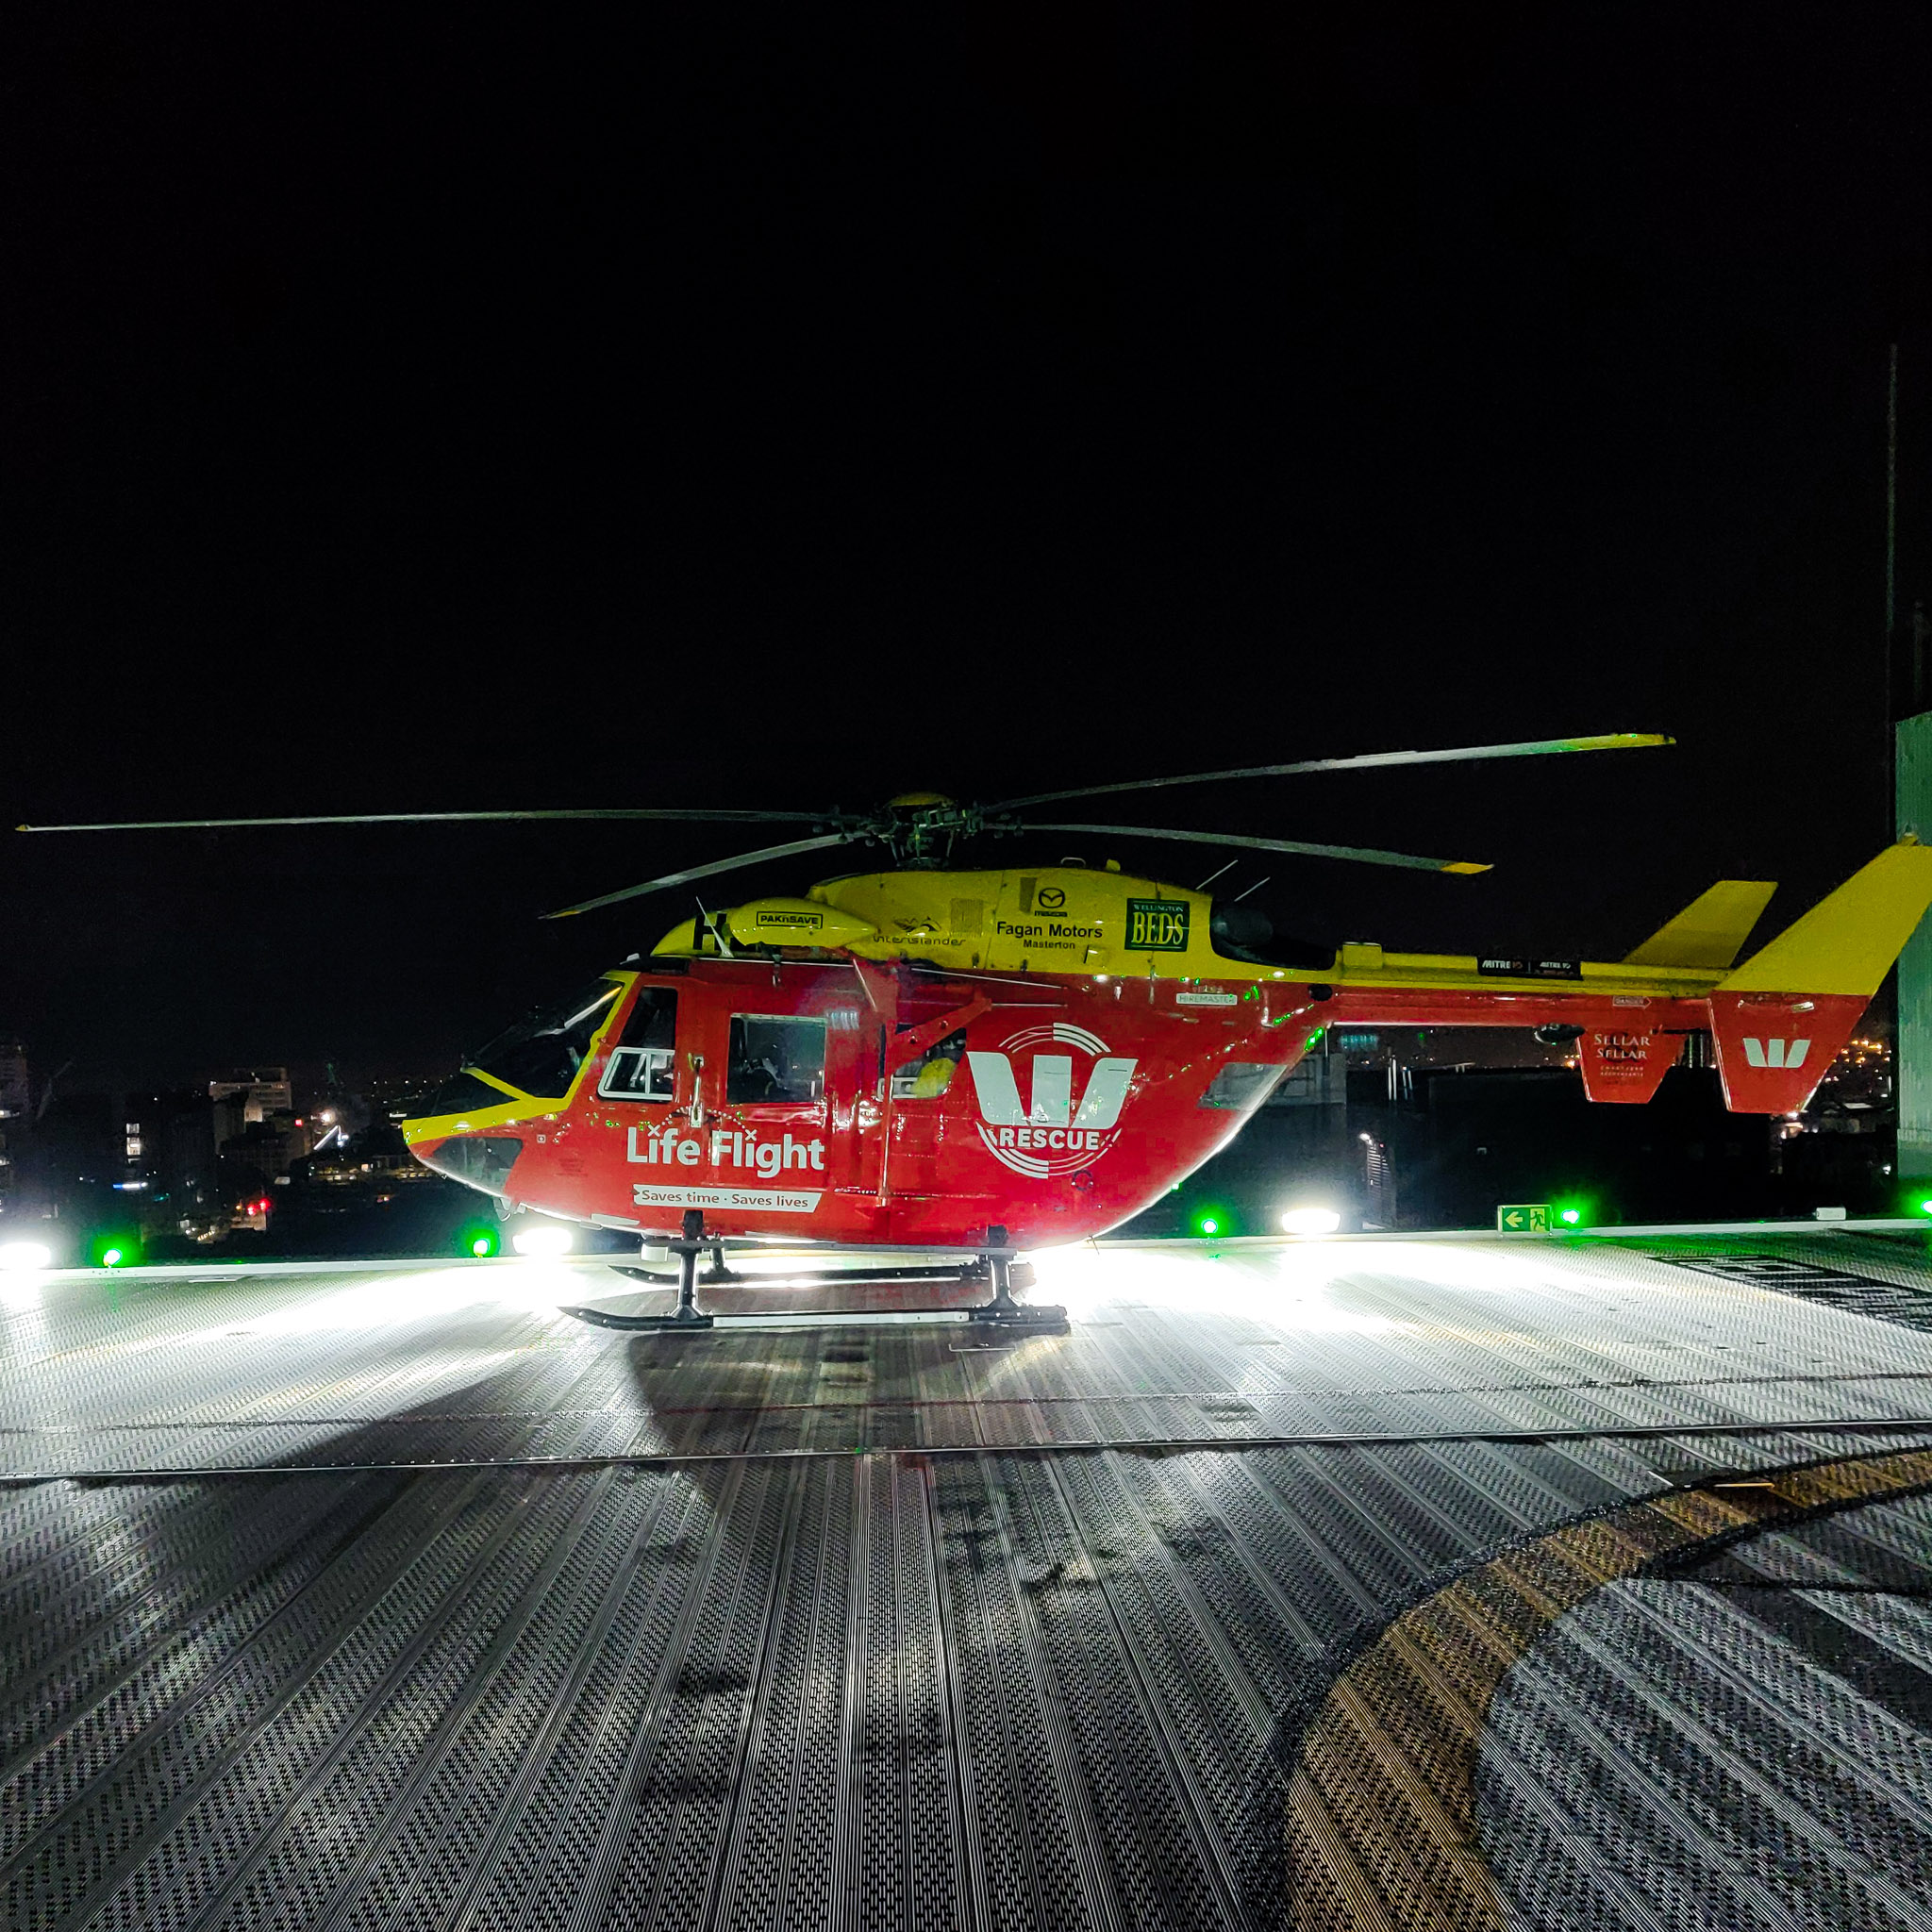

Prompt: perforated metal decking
[5,1231,1932,1929]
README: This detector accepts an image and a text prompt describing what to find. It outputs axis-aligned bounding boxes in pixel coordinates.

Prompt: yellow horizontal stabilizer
[1624,880,1777,972]
[1719,842,1932,995]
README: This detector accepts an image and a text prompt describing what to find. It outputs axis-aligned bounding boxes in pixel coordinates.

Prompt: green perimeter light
[459,1224,500,1258]
[88,1231,139,1269]
[1192,1207,1227,1239]
[1553,1198,1589,1228]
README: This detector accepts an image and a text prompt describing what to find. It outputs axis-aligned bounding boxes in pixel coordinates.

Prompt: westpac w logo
[1741,1037,1810,1070]
[966,1023,1138,1178]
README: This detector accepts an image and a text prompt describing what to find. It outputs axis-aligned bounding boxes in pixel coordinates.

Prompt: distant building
[364,1074,441,1123]
[208,1068,296,1181]
[1321,1024,1578,1073]
[219,1113,315,1197]
[208,1068,293,1124]
[122,1090,219,1222]
[0,1040,29,1219]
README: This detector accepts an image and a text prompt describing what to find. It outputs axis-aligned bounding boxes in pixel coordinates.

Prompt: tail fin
[1624,880,1776,971]
[1719,842,1932,995]
[1707,842,1932,1112]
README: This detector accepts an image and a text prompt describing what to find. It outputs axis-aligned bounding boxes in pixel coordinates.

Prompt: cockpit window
[598,986,679,1103]
[469,977,623,1101]
[424,1070,514,1118]
[617,986,677,1048]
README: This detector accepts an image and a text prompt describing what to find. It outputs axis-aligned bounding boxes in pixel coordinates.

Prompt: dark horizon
[5,7,1930,1089]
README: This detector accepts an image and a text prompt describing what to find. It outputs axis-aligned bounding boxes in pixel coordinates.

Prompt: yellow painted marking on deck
[1285,1446,1932,1928]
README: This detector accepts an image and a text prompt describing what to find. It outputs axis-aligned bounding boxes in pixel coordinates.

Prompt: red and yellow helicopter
[26,732,1932,1324]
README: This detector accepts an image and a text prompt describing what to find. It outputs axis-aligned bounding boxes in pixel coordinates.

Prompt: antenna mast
[1888,341,1899,675]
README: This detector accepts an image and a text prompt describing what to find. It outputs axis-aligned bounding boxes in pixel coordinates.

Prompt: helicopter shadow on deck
[176,1298,1069,1472]
[187,1320,1302,1931]
[610,1315,1070,1457]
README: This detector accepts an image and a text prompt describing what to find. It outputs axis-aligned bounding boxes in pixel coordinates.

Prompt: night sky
[4,7,1929,1090]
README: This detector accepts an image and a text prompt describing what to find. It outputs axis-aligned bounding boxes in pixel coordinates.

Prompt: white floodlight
[1279,1207,1342,1237]
[512,1224,574,1258]
[0,1241,53,1273]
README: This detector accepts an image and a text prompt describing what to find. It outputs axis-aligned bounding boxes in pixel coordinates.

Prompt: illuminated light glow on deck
[196,1264,584,1340]
[1280,1207,1342,1236]
[1029,1243,1410,1333]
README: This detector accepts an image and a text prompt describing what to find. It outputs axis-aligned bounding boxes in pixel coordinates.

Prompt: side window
[890,1029,965,1100]
[727,1015,825,1105]
[1198,1062,1286,1110]
[598,987,679,1103]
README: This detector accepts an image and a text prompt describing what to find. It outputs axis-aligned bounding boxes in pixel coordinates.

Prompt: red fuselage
[410,960,1319,1249]
[405,952,1875,1248]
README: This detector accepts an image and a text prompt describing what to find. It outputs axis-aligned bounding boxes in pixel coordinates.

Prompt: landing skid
[558,1215,1066,1333]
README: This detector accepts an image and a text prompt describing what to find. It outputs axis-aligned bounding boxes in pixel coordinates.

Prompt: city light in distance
[0,1241,51,1273]
[1280,1207,1341,1237]
[511,1224,573,1257]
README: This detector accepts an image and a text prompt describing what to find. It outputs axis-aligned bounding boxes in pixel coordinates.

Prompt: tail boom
[1307,844,1932,1116]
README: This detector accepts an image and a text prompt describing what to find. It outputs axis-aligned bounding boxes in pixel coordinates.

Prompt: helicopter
[24,731,1932,1326]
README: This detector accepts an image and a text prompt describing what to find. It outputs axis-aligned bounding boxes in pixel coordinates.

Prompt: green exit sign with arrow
[1496,1203,1552,1233]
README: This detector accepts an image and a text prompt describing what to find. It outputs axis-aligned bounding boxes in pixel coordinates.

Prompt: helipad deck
[5,1229,1932,1929]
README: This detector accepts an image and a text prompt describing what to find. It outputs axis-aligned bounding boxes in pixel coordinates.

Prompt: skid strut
[966,1225,1064,1327]
[563,1220,1064,1331]
[583,1209,718,1331]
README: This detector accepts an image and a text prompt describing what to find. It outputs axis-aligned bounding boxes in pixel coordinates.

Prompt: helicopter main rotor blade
[1021,822,1491,874]
[543,832,861,919]
[15,808,851,833]
[989,731,1673,813]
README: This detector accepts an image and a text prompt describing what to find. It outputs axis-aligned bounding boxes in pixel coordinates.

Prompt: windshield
[467,977,624,1100]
